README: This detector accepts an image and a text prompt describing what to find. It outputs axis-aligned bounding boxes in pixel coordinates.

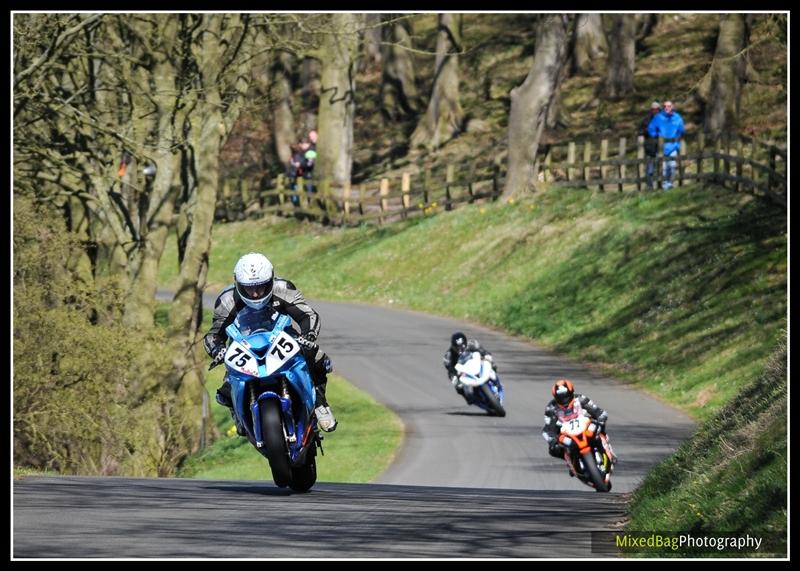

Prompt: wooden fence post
[678,140,685,187]
[343,181,351,224]
[696,132,705,183]
[567,141,576,183]
[401,172,411,218]
[713,136,722,185]
[723,133,731,185]
[445,164,454,210]
[295,180,305,211]
[544,149,552,183]
[423,166,431,206]
[735,137,744,192]
[239,178,253,217]
[583,141,592,188]
[600,138,609,192]
[222,179,234,221]
[768,146,777,193]
[358,184,365,217]
[320,179,332,223]
[618,137,626,192]
[492,163,500,200]
[636,135,644,191]
[379,178,390,224]
[276,174,285,216]
[750,137,760,190]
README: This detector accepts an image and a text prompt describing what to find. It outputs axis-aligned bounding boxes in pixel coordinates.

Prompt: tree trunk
[380,15,420,120]
[64,195,96,283]
[503,15,571,198]
[121,39,186,329]
[271,51,296,166]
[122,149,179,329]
[635,14,658,42]
[602,14,637,100]
[703,14,752,137]
[315,13,362,186]
[359,13,383,72]
[300,57,321,135]
[571,14,607,75]
[410,14,464,150]
[168,14,253,450]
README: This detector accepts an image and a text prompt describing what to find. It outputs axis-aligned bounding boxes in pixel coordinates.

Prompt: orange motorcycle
[557,414,616,492]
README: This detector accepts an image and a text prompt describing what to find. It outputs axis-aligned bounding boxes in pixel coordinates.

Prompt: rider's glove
[596,421,606,434]
[297,333,318,350]
[450,375,459,386]
[209,346,226,370]
[484,354,493,363]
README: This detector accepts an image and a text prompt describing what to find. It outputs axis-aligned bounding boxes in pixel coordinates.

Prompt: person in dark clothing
[299,139,316,195]
[542,379,616,475]
[443,332,496,403]
[286,144,304,206]
[639,101,661,190]
[204,252,336,432]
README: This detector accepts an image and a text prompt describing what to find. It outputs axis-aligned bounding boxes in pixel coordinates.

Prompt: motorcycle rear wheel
[289,443,318,493]
[261,399,292,488]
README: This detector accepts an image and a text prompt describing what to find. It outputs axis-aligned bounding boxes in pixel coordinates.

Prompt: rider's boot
[600,433,618,465]
[564,451,577,477]
[311,360,337,432]
[314,385,337,432]
[215,381,233,408]
[215,381,245,436]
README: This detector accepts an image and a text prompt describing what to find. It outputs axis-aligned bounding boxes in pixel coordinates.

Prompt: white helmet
[234,252,274,310]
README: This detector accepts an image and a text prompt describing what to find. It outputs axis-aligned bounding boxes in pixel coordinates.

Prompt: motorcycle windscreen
[454,352,487,386]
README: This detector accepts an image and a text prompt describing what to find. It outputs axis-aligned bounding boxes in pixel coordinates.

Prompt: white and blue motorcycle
[454,351,506,417]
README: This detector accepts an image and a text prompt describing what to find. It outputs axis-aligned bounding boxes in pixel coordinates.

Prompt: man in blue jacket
[647,100,685,190]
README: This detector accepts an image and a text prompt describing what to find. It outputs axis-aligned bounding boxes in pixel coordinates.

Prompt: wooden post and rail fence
[215,132,786,226]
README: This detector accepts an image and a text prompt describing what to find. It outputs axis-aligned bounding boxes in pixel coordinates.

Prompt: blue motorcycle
[453,351,506,417]
[214,306,322,492]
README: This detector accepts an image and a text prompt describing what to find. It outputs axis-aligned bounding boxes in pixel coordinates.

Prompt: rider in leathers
[542,379,615,474]
[204,256,336,432]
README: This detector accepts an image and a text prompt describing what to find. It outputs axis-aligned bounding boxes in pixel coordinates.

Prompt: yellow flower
[226,424,238,437]
[508,198,515,204]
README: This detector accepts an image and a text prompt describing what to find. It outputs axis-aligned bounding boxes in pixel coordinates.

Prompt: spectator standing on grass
[647,100,685,190]
[639,101,661,190]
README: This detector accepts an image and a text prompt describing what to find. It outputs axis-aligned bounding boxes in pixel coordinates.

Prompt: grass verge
[625,343,787,557]
[159,184,786,545]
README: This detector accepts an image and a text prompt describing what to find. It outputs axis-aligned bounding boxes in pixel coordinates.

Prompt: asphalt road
[312,300,695,492]
[13,295,696,558]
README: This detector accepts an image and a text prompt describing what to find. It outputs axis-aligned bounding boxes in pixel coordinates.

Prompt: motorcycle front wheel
[581,451,609,492]
[480,384,506,417]
[261,399,292,488]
